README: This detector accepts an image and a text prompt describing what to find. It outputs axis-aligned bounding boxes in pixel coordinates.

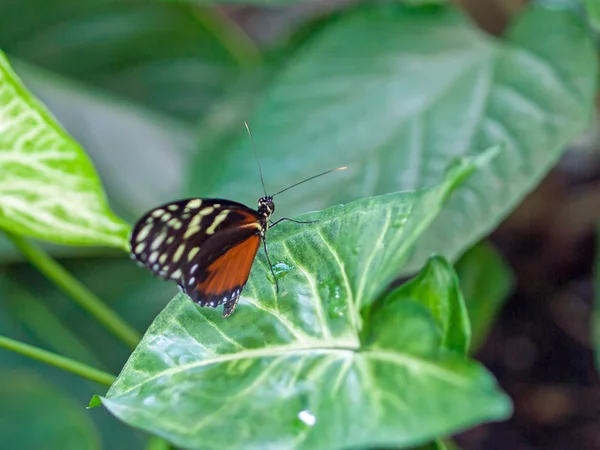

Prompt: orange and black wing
[190,230,261,317]
[129,198,264,316]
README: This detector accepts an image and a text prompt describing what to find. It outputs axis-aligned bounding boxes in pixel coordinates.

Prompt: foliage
[455,242,514,352]
[0,1,597,449]
[189,4,596,276]
[96,153,511,449]
[0,52,129,248]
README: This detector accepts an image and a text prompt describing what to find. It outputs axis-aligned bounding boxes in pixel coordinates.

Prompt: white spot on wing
[206,210,229,234]
[171,269,182,279]
[136,224,153,242]
[172,244,186,263]
[198,207,215,216]
[151,232,167,250]
[186,199,202,210]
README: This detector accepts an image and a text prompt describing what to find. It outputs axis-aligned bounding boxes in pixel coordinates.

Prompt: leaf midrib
[110,344,359,398]
[109,344,475,400]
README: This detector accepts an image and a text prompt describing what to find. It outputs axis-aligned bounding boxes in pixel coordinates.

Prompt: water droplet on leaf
[266,262,294,284]
[323,282,345,318]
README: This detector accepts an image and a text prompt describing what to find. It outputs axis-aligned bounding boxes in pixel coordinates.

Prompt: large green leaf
[189,4,596,273]
[0,0,243,121]
[0,59,194,262]
[97,153,510,449]
[12,59,195,220]
[0,52,129,248]
[0,370,100,450]
[455,242,513,352]
[378,255,471,356]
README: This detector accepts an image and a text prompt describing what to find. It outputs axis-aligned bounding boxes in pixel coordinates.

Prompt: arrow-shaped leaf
[97,151,510,449]
[0,52,129,248]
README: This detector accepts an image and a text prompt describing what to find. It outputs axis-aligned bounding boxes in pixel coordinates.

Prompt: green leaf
[12,59,194,220]
[187,67,273,195]
[189,4,596,274]
[584,0,600,30]
[0,52,129,248]
[378,255,471,356]
[455,242,513,351]
[0,0,244,121]
[98,153,511,449]
[0,369,101,450]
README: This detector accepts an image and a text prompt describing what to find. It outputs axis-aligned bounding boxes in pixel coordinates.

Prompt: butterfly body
[130,196,275,317]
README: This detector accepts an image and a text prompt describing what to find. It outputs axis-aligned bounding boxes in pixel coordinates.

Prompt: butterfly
[129,124,346,317]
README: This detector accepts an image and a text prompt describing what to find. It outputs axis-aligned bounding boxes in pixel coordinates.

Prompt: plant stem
[8,285,107,369]
[5,232,141,349]
[0,335,115,386]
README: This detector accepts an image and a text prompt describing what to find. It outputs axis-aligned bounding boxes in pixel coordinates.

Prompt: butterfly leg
[270,217,318,228]
[262,238,279,293]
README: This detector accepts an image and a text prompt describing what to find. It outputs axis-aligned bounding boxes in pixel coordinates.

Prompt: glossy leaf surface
[0,53,128,248]
[13,59,194,220]
[99,154,511,449]
[380,255,470,356]
[190,4,596,274]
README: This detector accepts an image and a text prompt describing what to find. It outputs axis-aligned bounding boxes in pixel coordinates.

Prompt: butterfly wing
[130,198,264,316]
[190,230,261,317]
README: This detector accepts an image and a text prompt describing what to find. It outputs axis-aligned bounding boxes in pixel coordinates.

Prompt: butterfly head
[258,196,275,218]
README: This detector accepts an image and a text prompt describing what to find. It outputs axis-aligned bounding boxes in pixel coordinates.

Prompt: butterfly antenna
[245,121,267,197]
[273,166,347,197]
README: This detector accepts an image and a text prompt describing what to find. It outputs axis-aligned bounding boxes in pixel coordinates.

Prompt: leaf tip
[87,395,103,409]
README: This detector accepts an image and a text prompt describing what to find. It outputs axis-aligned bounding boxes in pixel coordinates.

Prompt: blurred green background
[1,0,599,449]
